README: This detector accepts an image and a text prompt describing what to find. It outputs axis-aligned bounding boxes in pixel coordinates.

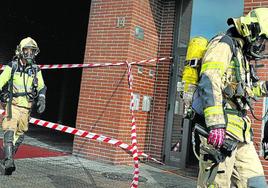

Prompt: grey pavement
[0,126,198,188]
[0,156,197,188]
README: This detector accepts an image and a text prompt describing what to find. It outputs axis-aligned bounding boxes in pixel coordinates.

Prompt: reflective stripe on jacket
[198,35,268,142]
[0,60,45,108]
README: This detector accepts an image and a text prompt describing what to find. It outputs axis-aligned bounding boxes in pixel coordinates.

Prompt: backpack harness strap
[220,35,248,110]
[7,61,18,118]
[185,59,201,67]
[7,61,39,118]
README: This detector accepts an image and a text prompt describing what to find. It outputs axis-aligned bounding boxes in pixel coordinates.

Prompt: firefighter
[0,37,46,175]
[196,8,268,187]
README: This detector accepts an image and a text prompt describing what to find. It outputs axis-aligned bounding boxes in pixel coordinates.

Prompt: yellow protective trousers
[197,138,265,188]
[2,104,30,144]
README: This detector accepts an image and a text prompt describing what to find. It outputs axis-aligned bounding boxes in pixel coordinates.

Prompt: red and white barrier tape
[0,109,163,165]
[0,57,172,70]
[28,117,164,164]
[38,57,171,70]
[0,56,172,187]
[126,62,139,188]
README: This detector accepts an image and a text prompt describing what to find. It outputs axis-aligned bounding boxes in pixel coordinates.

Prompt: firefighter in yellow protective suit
[196,8,268,187]
[0,37,46,175]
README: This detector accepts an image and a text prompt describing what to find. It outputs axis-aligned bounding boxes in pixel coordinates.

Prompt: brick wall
[73,0,133,164]
[244,0,268,12]
[73,0,176,164]
[148,0,176,160]
[74,0,268,178]
[244,1,268,180]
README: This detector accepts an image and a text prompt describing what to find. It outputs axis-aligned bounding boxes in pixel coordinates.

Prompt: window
[190,0,244,39]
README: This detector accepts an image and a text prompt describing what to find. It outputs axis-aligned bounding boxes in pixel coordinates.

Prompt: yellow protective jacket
[198,34,268,142]
[0,60,46,109]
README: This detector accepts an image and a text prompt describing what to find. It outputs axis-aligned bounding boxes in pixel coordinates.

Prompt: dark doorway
[0,1,91,152]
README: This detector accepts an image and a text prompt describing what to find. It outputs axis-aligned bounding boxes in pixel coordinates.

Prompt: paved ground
[0,125,198,188]
[0,156,197,188]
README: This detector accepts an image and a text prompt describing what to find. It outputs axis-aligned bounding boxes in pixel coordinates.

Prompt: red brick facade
[74,0,268,181]
[73,0,175,164]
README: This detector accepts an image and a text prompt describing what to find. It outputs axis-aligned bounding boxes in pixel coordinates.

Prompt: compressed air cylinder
[181,36,208,117]
[185,36,208,61]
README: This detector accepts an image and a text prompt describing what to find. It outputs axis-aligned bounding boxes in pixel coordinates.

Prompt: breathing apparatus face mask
[16,37,39,65]
[228,8,268,60]
[21,47,37,64]
[249,35,268,59]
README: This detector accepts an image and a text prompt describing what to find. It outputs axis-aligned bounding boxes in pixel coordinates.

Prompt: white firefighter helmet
[16,37,40,63]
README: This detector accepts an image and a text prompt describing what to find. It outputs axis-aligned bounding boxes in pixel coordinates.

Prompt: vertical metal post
[163,0,193,167]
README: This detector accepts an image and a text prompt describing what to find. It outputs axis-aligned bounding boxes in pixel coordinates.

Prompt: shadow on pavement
[26,124,74,153]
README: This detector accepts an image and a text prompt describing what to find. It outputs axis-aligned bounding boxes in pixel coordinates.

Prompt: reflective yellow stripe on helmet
[200,61,225,75]
[204,106,224,119]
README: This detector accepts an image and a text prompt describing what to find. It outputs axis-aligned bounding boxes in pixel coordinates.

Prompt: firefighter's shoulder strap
[219,34,242,95]
[220,34,247,106]
[28,63,39,99]
[219,34,239,76]
[7,60,18,118]
[191,34,238,116]
[9,60,18,82]
[219,34,238,58]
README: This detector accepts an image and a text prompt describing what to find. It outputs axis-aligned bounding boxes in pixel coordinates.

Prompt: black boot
[3,131,15,175]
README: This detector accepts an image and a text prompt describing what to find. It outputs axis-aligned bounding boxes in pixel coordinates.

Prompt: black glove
[37,96,46,113]
[262,121,268,160]
[0,91,5,103]
[0,89,9,103]
[263,142,268,160]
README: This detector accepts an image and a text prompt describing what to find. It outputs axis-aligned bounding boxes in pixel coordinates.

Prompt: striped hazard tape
[38,57,171,70]
[0,108,164,165]
[126,62,139,188]
[0,57,172,70]
[28,117,164,164]
[0,56,172,187]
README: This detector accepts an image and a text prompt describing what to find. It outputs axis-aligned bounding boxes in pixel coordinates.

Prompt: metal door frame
[163,0,193,168]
